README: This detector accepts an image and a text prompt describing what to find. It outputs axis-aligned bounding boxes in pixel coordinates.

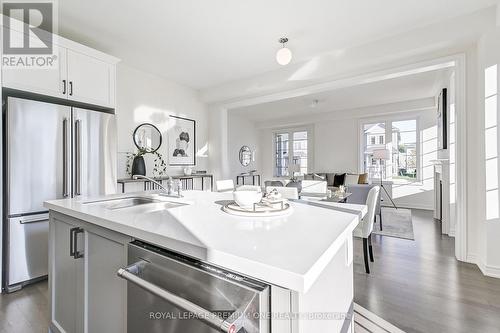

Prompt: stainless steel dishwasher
[118,241,270,333]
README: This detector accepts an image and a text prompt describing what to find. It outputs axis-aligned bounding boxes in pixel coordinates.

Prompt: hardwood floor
[354,209,500,333]
[0,280,49,333]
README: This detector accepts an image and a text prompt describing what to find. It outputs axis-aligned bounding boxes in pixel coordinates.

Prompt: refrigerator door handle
[75,119,82,196]
[19,217,48,224]
[63,118,69,197]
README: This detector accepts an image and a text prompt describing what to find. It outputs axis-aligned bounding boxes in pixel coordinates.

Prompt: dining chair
[265,186,299,200]
[216,179,235,192]
[346,184,382,230]
[353,186,380,274]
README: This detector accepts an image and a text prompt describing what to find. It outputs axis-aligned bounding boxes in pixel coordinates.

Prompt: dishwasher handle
[117,261,242,333]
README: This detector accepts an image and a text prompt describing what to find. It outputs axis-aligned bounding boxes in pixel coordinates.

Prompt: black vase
[131,155,146,176]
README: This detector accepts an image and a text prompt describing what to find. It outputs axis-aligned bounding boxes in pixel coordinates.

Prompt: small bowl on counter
[233,186,263,209]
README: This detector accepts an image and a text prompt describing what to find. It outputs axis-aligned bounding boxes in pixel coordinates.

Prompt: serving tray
[222,200,293,217]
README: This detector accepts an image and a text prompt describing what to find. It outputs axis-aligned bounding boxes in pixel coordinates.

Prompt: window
[485,64,498,220]
[362,119,418,182]
[274,129,309,177]
[363,123,386,179]
[392,120,417,180]
[275,133,289,177]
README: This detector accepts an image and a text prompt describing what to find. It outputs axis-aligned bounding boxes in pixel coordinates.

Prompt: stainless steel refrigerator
[3,96,117,292]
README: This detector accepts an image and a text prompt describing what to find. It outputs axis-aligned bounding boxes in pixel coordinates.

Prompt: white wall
[314,119,358,173]
[227,113,260,180]
[476,26,500,277]
[115,64,209,181]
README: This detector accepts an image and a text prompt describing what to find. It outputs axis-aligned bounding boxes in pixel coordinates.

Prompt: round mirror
[133,123,162,153]
[239,146,252,166]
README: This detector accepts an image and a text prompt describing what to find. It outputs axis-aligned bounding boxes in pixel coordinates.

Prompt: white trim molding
[478,261,500,279]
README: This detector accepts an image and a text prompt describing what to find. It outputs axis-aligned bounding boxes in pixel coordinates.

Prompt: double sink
[83,195,188,210]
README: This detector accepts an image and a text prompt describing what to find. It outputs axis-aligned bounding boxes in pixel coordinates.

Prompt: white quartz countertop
[44,190,366,293]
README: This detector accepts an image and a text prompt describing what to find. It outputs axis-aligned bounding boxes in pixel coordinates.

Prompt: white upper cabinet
[2,28,67,98]
[67,50,115,108]
[1,27,119,108]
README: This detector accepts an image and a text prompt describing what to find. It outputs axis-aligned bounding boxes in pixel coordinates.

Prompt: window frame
[272,126,313,178]
[359,116,421,183]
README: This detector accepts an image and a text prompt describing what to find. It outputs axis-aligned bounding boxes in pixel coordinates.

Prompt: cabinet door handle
[69,81,73,96]
[62,80,66,95]
[69,227,77,257]
[70,227,84,259]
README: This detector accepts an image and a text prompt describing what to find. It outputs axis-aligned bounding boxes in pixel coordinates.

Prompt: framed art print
[168,115,196,166]
[437,88,448,150]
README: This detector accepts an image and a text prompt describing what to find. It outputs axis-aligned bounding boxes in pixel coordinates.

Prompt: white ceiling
[58,0,497,89]
[230,69,447,122]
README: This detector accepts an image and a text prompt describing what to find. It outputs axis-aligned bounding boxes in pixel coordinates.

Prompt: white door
[49,219,84,333]
[2,28,67,98]
[85,230,127,333]
[67,50,114,107]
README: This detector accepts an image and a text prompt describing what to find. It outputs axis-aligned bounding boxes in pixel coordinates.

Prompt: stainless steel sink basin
[83,196,187,210]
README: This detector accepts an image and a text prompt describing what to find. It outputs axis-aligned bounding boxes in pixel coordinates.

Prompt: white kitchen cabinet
[1,27,119,108]
[67,50,115,108]
[1,28,67,98]
[85,228,127,333]
[49,212,130,333]
[49,216,84,333]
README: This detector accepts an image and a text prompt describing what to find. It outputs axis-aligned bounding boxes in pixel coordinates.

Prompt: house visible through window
[274,129,309,177]
[362,119,418,181]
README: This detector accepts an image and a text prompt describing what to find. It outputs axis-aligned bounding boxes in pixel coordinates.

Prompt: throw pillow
[358,173,369,184]
[326,173,336,186]
[333,173,346,187]
[345,174,360,186]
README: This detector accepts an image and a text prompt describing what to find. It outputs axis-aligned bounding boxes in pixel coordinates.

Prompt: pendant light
[276,37,292,66]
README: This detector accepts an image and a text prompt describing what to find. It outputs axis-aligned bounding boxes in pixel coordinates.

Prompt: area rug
[372,208,414,240]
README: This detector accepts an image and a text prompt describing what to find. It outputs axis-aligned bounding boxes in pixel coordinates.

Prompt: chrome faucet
[132,175,181,197]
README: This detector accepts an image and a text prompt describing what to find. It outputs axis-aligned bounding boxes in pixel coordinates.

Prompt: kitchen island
[45,190,366,333]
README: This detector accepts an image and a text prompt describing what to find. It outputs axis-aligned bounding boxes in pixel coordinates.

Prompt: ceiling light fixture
[276,37,292,66]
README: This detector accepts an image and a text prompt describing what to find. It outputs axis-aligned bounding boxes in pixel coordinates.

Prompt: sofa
[304,172,369,192]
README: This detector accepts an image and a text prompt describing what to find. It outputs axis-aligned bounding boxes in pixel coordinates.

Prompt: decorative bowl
[233,186,262,209]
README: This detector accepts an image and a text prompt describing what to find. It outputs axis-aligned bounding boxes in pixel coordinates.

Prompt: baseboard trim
[478,261,500,279]
[466,253,477,264]
[466,254,500,279]
[382,204,433,211]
